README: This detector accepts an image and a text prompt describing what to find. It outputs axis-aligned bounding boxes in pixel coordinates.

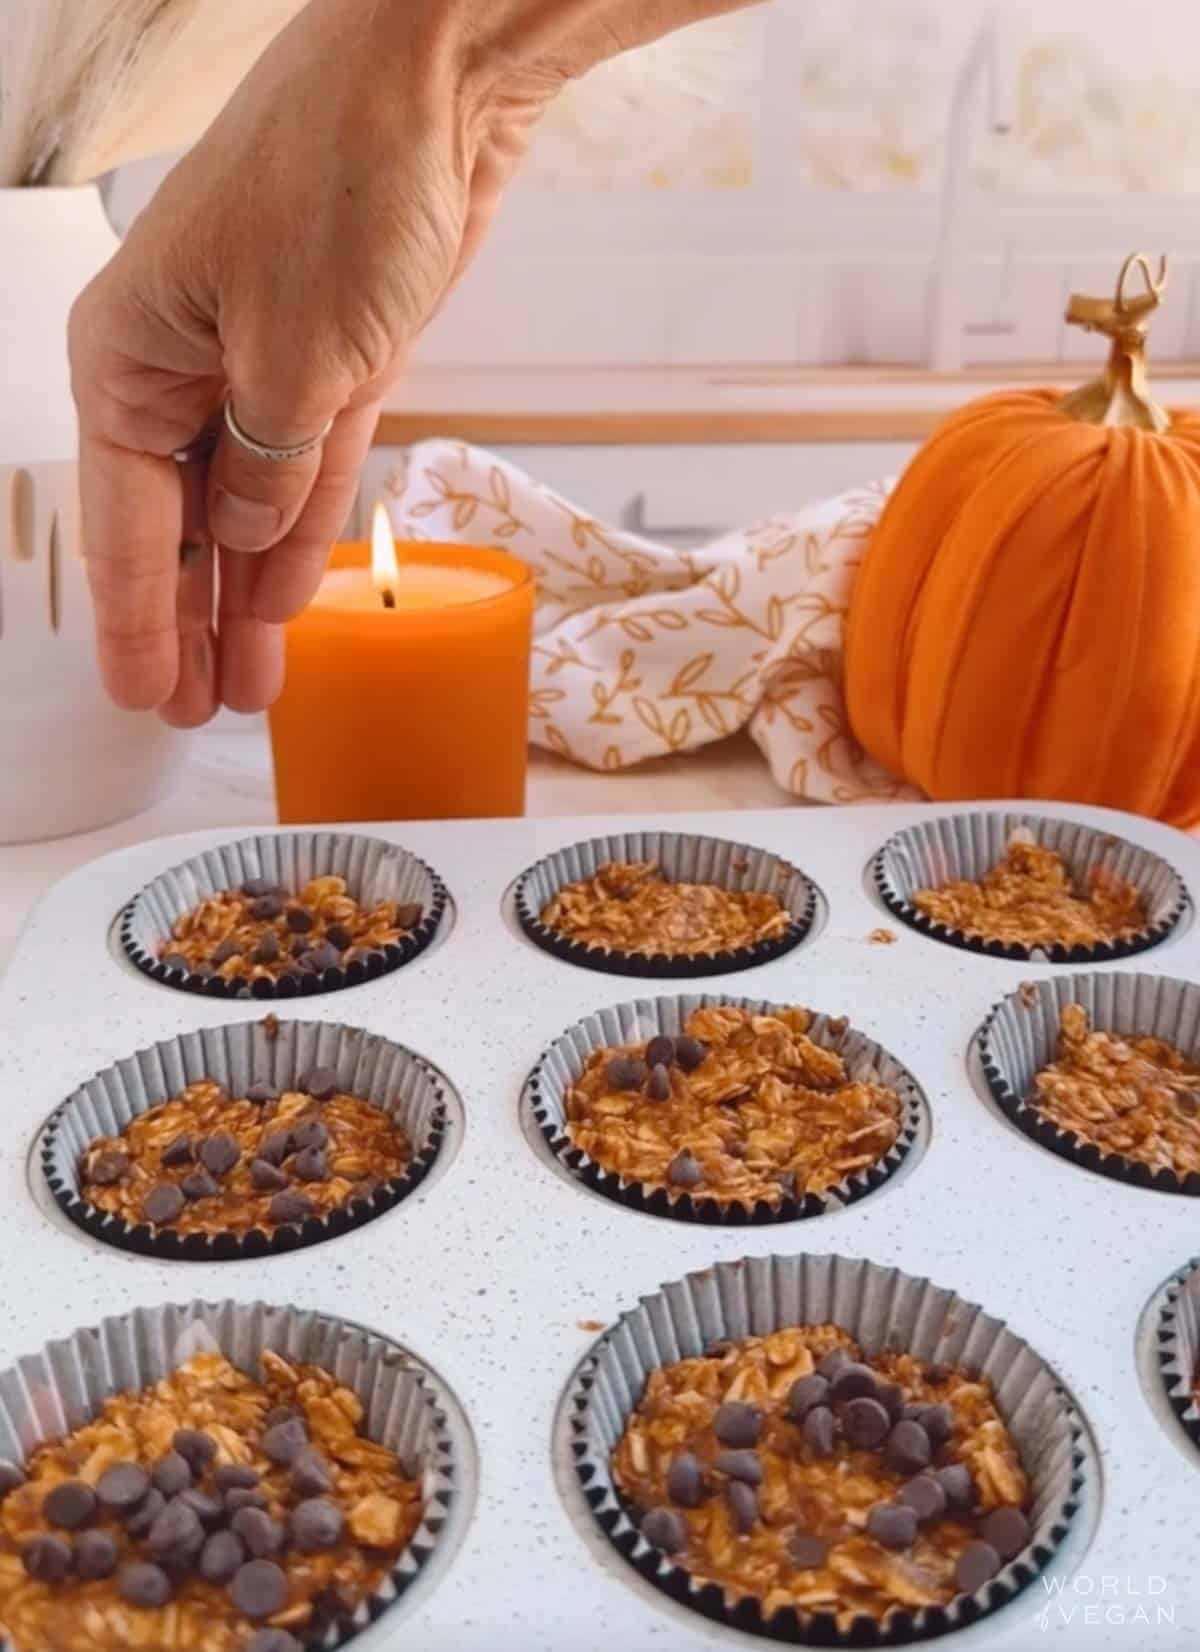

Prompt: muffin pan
[1,801,1198,1649]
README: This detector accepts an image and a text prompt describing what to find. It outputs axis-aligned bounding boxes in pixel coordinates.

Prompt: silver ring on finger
[223,397,334,463]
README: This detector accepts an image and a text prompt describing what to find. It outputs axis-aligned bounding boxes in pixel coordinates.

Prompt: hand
[70,0,757,723]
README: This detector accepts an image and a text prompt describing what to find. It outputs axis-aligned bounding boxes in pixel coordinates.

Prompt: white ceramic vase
[0,184,186,844]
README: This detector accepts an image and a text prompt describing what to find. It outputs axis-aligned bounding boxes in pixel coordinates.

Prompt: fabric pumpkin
[845,256,1200,827]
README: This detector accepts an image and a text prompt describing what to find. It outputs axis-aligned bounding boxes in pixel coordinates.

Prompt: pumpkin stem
[1060,253,1170,433]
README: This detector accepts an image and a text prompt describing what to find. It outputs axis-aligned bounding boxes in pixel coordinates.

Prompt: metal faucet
[926,6,1018,371]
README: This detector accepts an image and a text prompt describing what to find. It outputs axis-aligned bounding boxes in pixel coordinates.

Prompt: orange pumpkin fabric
[844,390,1200,827]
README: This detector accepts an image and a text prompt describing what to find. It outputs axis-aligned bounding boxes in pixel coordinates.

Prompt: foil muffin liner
[873,812,1187,963]
[514,832,817,979]
[121,831,449,999]
[42,1017,447,1259]
[569,1252,1084,1647]
[0,1299,457,1652]
[1157,1258,1200,1453]
[525,994,926,1224]
[978,971,1200,1196]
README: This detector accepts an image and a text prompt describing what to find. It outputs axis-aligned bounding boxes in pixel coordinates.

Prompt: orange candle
[268,506,535,823]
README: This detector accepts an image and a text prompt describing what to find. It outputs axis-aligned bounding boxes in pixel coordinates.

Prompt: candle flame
[371,503,399,601]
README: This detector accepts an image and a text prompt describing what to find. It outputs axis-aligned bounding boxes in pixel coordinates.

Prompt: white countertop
[0,722,796,973]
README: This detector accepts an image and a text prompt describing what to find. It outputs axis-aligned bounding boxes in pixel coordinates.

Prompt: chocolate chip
[898,1474,947,1522]
[640,1507,687,1553]
[250,1158,289,1192]
[980,1505,1030,1561]
[268,1190,314,1226]
[291,1119,329,1153]
[802,1405,836,1456]
[787,1373,830,1420]
[830,1362,878,1403]
[713,1450,762,1486]
[230,1558,289,1618]
[886,1420,932,1476]
[125,1488,165,1537]
[325,923,353,952]
[232,1506,285,1558]
[291,1450,333,1499]
[250,895,283,920]
[214,1464,261,1492]
[242,878,280,899]
[917,1402,954,1450]
[172,1429,217,1473]
[645,1035,676,1070]
[264,1406,301,1431]
[605,1057,647,1092]
[97,1462,151,1511]
[252,933,280,965]
[74,1528,119,1580]
[225,1487,269,1516]
[248,1633,302,1652]
[954,1539,1002,1594]
[875,1381,905,1421]
[665,1452,704,1508]
[290,1497,343,1553]
[246,1081,277,1105]
[199,1528,246,1584]
[89,1150,130,1186]
[161,1135,194,1168]
[0,1460,24,1495]
[713,1401,763,1449]
[727,1480,758,1534]
[300,943,340,974]
[44,1479,97,1530]
[644,1064,672,1102]
[936,1463,977,1512]
[143,1183,185,1226]
[867,1502,918,1550]
[23,1534,72,1581]
[285,906,314,934]
[302,1066,339,1101]
[259,1129,293,1166]
[788,1533,829,1569]
[262,1417,308,1466]
[179,1488,225,1528]
[674,1037,708,1072]
[395,902,423,930]
[666,1149,702,1189]
[843,1397,891,1449]
[181,1169,219,1201]
[199,1133,240,1177]
[119,1560,173,1607]
[292,1146,329,1182]
[148,1498,205,1559]
[152,1452,193,1497]
[211,938,242,965]
[817,1348,850,1380]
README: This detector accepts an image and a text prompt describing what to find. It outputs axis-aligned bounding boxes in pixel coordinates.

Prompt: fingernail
[212,489,281,551]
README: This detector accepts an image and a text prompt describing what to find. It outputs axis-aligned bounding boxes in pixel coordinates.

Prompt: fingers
[159,460,218,728]
[252,400,384,623]
[78,433,182,710]
[207,390,342,554]
[217,547,285,713]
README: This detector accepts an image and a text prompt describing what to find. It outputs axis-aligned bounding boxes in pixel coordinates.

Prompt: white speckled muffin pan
[3,801,1200,1649]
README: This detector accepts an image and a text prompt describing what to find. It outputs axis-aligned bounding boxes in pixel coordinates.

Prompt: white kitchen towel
[382,439,920,805]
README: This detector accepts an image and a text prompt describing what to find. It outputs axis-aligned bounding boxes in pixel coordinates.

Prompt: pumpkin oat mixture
[565,1006,903,1207]
[0,1349,422,1652]
[912,837,1147,949]
[1030,1002,1200,1178]
[79,1071,411,1237]
[540,861,791,958]
[159,875,423,987]
[615,1325,1032,1627]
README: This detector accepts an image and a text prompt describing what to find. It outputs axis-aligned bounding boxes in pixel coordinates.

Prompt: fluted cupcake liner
[525,995,926,1225]
[0,1299,458,1652]
[514,833,817,979]
[978,971,1200,1196]
[873,812,1187,963]
[121,831,449,999]
[1157,1258,1200,1453]
[42,1018,447,1259]
[569,1253,1084,1646]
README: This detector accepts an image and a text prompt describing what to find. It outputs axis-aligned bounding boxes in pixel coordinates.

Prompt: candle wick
[381,588,396,610]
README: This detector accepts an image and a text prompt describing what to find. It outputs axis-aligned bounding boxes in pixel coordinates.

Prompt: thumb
[207,387,342,553]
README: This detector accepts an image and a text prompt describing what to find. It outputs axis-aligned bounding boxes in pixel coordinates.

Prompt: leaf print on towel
[407,463,531,539]
[634,698,691,752]
[589,650,641,726]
